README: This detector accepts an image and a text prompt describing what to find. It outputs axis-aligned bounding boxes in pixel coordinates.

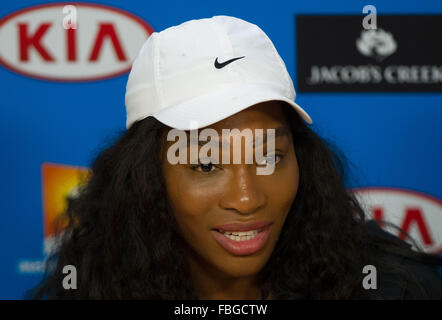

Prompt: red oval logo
[353,187,442,254]
[0,3,154,81]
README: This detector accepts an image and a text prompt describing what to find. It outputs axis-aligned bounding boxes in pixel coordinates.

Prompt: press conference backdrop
[1,0,441,299]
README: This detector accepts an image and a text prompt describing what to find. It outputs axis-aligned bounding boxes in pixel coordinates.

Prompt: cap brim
[152,83,312,130]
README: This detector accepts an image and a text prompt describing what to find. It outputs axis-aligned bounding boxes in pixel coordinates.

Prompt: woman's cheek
[165,168,227,244]
[174,171,226,216]
[263,152,299,231]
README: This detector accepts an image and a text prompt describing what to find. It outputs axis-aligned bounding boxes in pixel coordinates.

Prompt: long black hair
[29,103,442,299]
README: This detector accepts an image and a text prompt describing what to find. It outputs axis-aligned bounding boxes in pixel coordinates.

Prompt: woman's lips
[211,222,272,256]
[213,221,272,232]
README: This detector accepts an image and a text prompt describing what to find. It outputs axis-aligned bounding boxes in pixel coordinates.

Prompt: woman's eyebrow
[253,126,289,148]
[186,126,289,147]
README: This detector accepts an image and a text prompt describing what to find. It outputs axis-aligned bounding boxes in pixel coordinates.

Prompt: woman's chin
[211,255,270,279]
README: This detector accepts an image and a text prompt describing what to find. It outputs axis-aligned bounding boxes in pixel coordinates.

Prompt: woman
[31,16,442,299]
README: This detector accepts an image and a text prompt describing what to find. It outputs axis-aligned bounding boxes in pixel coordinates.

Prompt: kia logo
[353,187,442,254]
[0,3,154,81]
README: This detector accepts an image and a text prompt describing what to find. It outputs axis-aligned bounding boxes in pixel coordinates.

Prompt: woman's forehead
[198,101,289,133]
[160,100,293,151]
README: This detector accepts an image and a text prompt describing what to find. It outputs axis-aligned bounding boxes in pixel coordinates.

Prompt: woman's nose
[218,165,267,215]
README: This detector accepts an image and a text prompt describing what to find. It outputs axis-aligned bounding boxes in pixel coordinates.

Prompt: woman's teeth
[219,230,259,241]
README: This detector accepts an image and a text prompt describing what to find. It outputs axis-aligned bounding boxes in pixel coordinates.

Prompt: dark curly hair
[29,104,442,299]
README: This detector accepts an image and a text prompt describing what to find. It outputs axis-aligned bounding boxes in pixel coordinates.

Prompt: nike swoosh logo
[214,56,245,69]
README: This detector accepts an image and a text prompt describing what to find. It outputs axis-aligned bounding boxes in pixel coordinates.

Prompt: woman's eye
[257,154,283,166]
[191,161,217,173]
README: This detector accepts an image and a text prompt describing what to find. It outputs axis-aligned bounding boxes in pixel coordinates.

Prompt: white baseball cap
[125,15,312,130]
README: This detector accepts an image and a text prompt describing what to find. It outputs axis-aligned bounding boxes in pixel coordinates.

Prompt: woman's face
[161,101,299,279]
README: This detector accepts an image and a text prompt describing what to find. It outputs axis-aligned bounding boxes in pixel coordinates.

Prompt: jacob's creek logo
[353,187,442,254]
[18,162,90,274]
[0,3,153,81]
[297,15,442,92]
[356,28,397,61]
